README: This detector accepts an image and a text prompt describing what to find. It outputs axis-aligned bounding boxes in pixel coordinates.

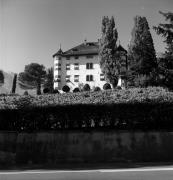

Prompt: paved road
[1,167,173,180]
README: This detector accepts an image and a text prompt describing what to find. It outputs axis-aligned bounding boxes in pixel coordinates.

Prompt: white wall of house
[54,54,107,91]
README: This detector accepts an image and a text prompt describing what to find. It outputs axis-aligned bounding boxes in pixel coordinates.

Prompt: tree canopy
[18,63,46,95]
[128,16,157,87]
[99,16,119,88]
[154,11,173,90]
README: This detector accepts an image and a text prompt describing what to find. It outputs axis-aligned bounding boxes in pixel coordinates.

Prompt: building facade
[53,40,127,91]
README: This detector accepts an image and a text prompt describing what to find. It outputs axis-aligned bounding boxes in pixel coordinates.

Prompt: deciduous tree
[18,63,46,95]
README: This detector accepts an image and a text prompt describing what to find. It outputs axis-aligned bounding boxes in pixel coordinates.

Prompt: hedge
[0,102,173,131]
[0,87,173,131]
[0,87,173,110]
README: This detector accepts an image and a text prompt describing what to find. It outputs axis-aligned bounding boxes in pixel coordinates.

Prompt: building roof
[116,45,127,53]
[53,41,127,57]
[53,42,99,57]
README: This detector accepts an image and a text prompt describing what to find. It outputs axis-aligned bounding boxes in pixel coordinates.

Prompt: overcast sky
[0,0,173,73]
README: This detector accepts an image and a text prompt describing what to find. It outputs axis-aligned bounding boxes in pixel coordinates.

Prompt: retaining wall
[0,131,173,166]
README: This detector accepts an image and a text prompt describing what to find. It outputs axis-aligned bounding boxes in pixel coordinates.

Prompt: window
[55,75,61,82]
[66,57,70,60]
[74,75,79,82]
[55,63,61,70]
[100,74,105,81]
[86,75,93,81]
[86,55,93,59]
[66,64,70,70]
[86,63,93,69]
[56,56,61,60]
[74,63,79,70]
[75,56,79,59]
[66,75,70,82]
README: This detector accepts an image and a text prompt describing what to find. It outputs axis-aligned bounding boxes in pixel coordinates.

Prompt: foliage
[43,88,50,94]
[73,88,80,93]
[99,16,119,88]
[53,89,59,94]
[103,83,111,90]
[11,74,17,94]
[83,84,90,91]
[62,85,70,93]
[153,11,173,52]
[128,16,157,87]
[94,87,101,92]
[18,63,46,95]
[43,67,54,93]
[0,87,173,131]
[154,11,173,90]
[23,91,29,96]
[0,87,172,109]
[0,70,4,87]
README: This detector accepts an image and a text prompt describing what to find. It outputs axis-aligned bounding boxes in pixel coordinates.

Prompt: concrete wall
[1,131,173,167]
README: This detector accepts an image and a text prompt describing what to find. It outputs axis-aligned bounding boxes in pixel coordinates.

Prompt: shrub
[103,83,111,90]
[43,88,50,94]
[23,91,29,96]
[116,86,122,90]
[83,84,90,91]
[62,85,70,93]
[53,89,59,94]
[73,88,80,93]
[94,87,101,92]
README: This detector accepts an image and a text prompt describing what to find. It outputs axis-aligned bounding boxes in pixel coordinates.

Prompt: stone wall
[0,131,173,167]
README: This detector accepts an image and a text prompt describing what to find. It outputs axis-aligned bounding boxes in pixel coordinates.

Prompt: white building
[53,40,127,91]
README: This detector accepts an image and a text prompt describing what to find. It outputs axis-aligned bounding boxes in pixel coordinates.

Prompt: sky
[0,0,173,73]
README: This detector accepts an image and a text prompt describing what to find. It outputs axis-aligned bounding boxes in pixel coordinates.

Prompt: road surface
[1,166,173,180]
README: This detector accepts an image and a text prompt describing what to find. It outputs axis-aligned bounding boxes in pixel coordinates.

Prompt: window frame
[74,75,79,82]
[55,75,61,82]
[86,75,93,82]
[55,63,61,70]
[86,55,94,59]
[100,73,105,81]
[66,64,70,70]
[74,63,79,70]
[66,75,71,82]
[86,63,93,69]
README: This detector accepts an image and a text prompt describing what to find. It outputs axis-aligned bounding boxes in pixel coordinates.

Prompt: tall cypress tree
[11,73,17,94]
[99,16,118,88]
[0,70,4,87]
[154,11,173,89]
[128,16,157,87]
[43,67,54,93]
